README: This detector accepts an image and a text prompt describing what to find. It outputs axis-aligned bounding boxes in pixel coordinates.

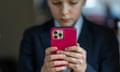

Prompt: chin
[60,22,74,27]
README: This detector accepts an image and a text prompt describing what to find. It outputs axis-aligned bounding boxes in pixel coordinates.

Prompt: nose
[61,4,69,16]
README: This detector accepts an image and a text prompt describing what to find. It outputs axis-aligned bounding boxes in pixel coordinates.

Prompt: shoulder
[84,18,116,36]
[23,19,54,35]
[84,18,119,50]
[83,18,118,44]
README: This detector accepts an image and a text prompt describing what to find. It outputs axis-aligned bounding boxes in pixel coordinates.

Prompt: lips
[60,18,72,22]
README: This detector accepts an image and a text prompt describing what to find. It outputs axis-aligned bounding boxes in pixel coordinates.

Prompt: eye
[69,0,79,5]
[52,1,62,5]
[69,1,78,5]
[53,3,61,5]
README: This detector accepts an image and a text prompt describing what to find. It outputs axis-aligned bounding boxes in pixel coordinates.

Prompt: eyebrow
[70,0,79,1]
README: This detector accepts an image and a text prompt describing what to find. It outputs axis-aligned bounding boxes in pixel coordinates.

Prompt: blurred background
[0,0,120,72]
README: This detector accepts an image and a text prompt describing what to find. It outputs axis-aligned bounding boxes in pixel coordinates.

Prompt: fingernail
[57,51,60,54]
[64,52,68,55]
[80,59,83,64]
[77,43,80,46]
[65,48,67,51]
[53,47,58,49]
[57,50,63,54]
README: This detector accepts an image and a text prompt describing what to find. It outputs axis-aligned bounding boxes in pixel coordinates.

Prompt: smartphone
[50,27,77,54]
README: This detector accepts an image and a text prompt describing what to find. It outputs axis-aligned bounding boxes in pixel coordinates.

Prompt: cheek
[72,8,81,20]
[72,4,83,19]
[52,10,59,18]
[50,7,60,20]
[48,1,60,20]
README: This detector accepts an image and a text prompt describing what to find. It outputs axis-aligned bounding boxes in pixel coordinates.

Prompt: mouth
[60,18,72,23]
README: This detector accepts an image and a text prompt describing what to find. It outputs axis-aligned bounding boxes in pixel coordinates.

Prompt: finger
[65,56,85,64]
[50,60,68,67]
[65,51,86,61]
[64,56,77,64]
[46,54,66,61]
[65,45,86,55]
[57,50,64,54]
[63,51,82,59]
[52,66,67,72]
[77,43,86,55]
[68,63,81,71]
[45,47,58,56]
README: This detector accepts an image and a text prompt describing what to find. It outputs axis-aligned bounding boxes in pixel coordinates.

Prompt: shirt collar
[54,16,83,40]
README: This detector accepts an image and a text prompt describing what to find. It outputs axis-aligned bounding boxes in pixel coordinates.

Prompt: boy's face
[48,0,85,26]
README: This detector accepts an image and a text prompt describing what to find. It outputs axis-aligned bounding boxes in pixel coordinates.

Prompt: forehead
[49,0,81,1]
[48,0,86,2]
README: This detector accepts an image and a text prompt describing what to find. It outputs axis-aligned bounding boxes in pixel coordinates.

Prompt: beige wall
[0,0,34,59]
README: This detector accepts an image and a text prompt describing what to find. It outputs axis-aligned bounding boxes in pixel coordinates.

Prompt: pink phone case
[50,27,77,53]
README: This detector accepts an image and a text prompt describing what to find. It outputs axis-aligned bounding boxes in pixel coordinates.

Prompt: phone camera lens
[59,33,62,37]
[54,31,58,34]
[54,36,58,39]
